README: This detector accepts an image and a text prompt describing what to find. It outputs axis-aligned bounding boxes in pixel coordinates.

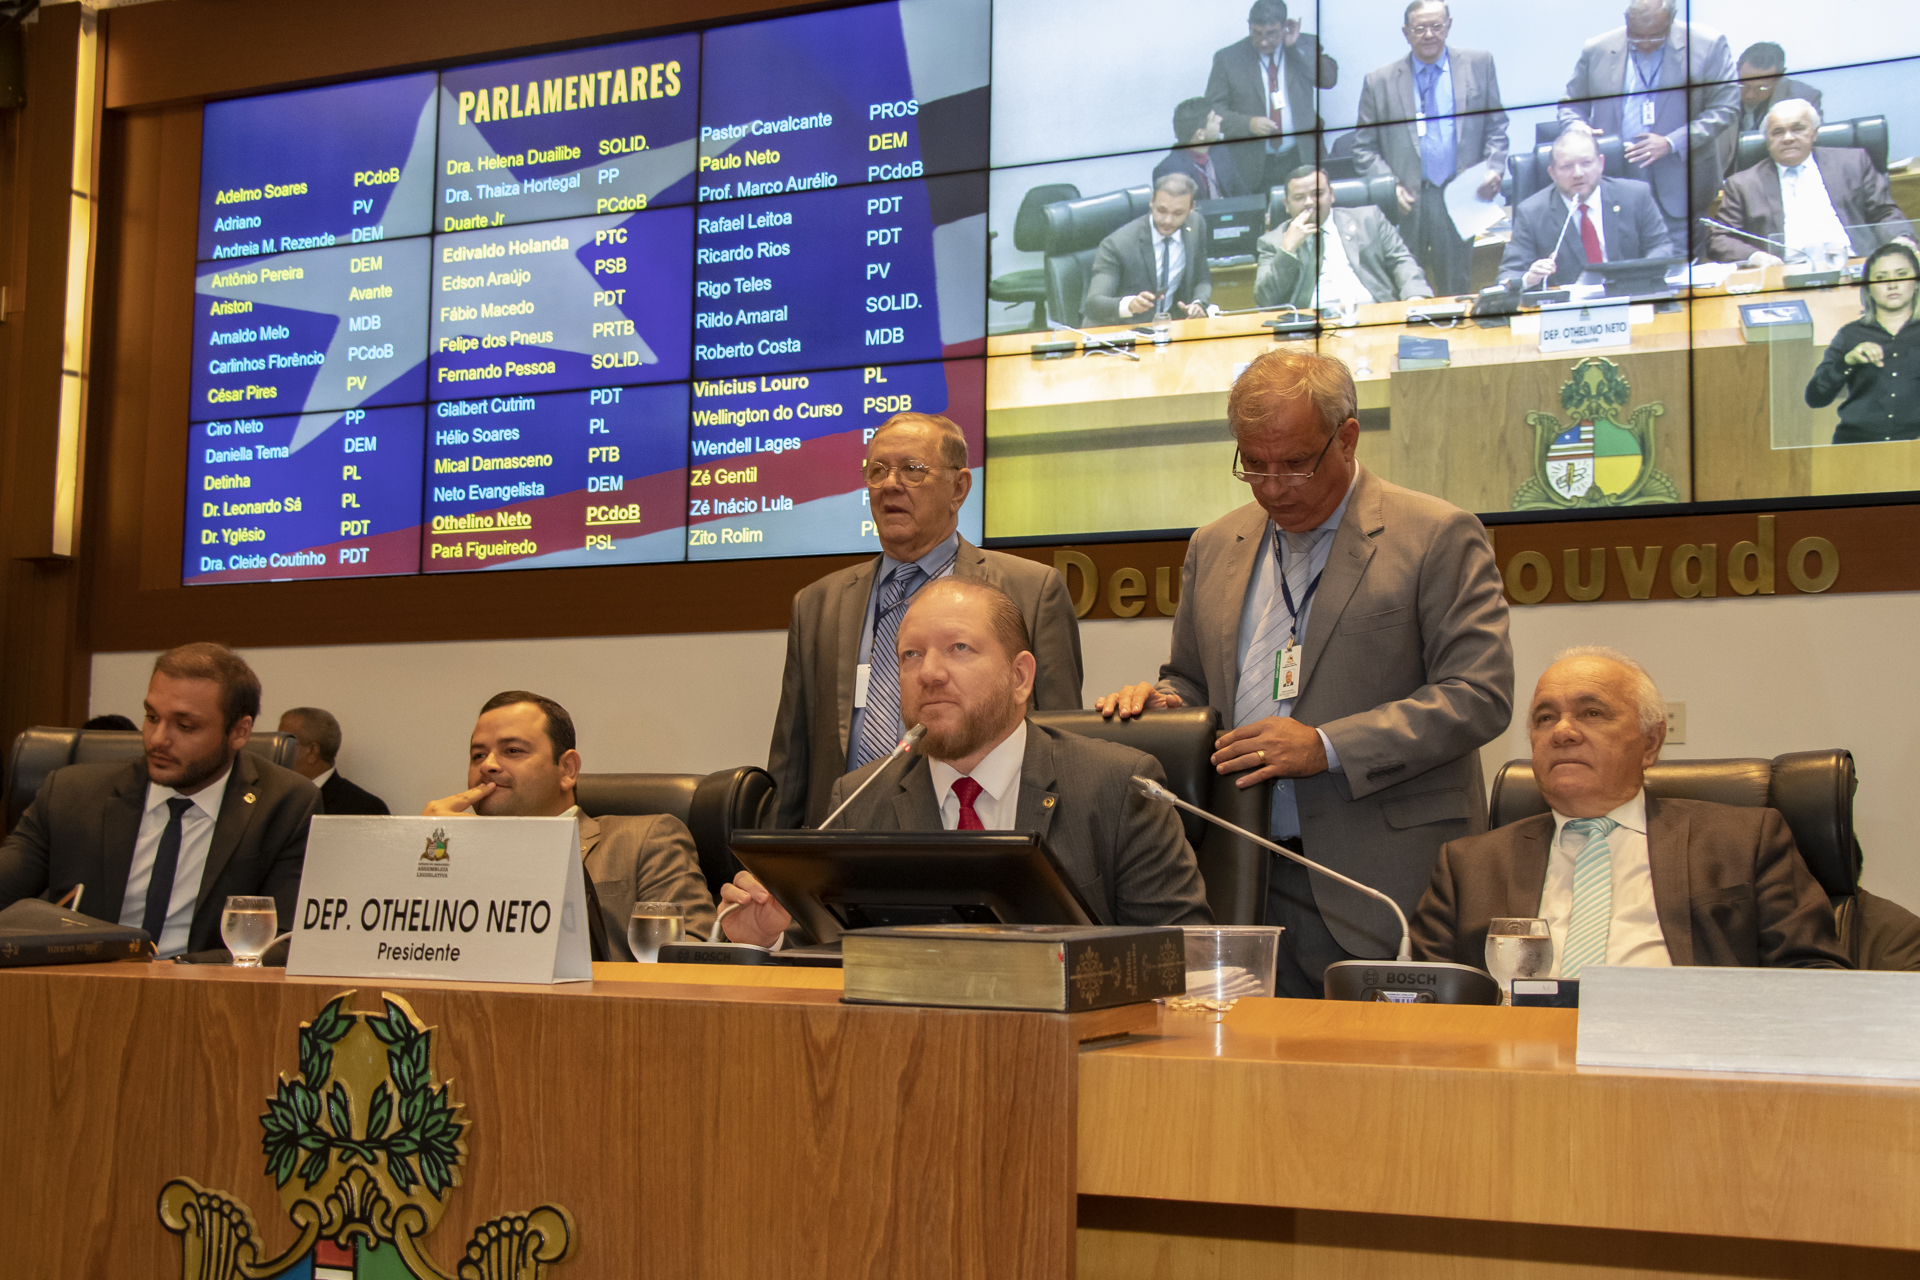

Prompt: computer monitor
[729,830,1098,945]
[1579,255,1685,299]
[1198,194,1267,263]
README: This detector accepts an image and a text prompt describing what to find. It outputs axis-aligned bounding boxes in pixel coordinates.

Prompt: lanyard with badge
[853,551,959,708]
[1272,525,1321,702]
[1628,50,1662,129]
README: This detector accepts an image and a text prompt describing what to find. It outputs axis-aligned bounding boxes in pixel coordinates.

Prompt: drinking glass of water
[222,896,279,968]
[628,902,685,962]
[1485,917,1553,1005]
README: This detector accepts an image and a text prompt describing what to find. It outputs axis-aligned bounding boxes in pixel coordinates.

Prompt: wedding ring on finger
[1257,750,1267,761]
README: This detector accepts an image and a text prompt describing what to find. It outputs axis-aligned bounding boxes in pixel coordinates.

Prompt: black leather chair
[1487,748,1860,942]
[574,766,775,899]
[1038,186,1152,329]
[5,726,300,827]
[989,182,1079,332]
[1731,115,1888,174]
[1027,708,1270,925]
[1509,132,1630,207]
[1264,174,1399,229]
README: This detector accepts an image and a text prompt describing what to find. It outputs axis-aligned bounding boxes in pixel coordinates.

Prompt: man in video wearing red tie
[718,579,1211,947]
[1499,123,1673,291]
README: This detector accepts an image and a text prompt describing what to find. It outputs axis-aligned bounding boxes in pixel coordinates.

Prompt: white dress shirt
[1536,789,1671,977]
[1152,228,1187,307]
[117,765,234,958]
[312,767,336,789]
[1777,160,1850,259]
[927,721,1027,830]
[1309,224,1373,310]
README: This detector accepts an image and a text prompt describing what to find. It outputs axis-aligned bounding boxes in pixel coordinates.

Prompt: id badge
[854,663,872,708]
[1270,88,1286,114]
[1273,642,1302,701]
[1415,115,1427,138]
[1642,100,1656,128]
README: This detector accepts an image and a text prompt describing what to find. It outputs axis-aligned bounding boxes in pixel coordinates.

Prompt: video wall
[186,0,1920,582]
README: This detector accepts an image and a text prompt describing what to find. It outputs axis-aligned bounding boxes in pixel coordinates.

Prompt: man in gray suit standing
[767,412,1082,829]
[1206,0,1338,191]
[1082,173,1214,327]
[722,580,1211,946]
[1351,0,1508,297]
[1098,349,1512,996]
[1255,167,1432,310]
[1499,124,1673,289]
[1558,0,1739,256]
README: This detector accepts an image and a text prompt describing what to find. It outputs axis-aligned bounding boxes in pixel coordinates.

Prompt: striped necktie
[1560,816,1619,979]
[850,563,923,769]
[1233,530,1317,729]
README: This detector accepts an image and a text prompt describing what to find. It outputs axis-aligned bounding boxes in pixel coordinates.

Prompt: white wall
[91,591,1920,906]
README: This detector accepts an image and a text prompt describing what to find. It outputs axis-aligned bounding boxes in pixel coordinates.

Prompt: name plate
[288,815,591,984]
[1538,301,1631,353]
[1576,966,1920,1079]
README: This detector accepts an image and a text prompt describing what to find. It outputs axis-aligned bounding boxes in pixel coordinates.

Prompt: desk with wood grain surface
[5,964,1918,1279]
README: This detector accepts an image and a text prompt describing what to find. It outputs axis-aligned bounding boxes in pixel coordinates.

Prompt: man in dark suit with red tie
[1498,124,1672,290]
[1205,0,1338,191]
[0,643,317,958]
[1153,98,1254,201]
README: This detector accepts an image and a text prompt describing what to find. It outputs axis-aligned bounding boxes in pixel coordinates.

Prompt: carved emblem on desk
[1513,357,1678,510]
[158,990,576,1279]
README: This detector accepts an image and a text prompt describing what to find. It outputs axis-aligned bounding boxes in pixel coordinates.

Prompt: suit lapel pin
[244,792,256,804]
[1042,796,1056,809]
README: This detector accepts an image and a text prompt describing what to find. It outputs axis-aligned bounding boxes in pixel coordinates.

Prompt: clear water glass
[222,895,278,967]
[1485,917,1553,1005]
[627,902,685,962]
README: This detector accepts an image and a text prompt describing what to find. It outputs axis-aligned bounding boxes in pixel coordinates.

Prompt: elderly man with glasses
[766,411,1083,829]
[1098,349,1512,996]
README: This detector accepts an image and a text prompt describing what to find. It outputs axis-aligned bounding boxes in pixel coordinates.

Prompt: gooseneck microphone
[1047,321,1143,361]
[817,724,928,830]
[1131,775,1411,960]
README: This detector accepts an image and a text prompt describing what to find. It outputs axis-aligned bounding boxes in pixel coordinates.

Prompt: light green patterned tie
[1560,817,1619,979]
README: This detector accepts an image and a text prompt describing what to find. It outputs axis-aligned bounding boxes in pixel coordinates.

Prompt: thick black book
[841,924,1185,1012]
[0,899,150,968]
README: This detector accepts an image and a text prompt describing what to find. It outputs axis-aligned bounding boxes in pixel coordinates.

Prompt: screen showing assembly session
[187,0,1920,583]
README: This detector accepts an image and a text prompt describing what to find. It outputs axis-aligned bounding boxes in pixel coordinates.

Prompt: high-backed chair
[1508,132,1630,207]
[1731,115,1888,174]
[1038,186,1151,329]
[1027,708,1270,925]
[989,181,1079,331]
[1487,748,1860,942]
[1264,174,1399,230]
[574,766,775,899]
[5,726,300,827]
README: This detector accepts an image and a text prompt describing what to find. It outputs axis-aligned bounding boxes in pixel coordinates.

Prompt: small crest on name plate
[418,827,451,879]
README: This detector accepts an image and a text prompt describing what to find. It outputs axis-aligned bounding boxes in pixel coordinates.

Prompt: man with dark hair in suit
[278,706,389,816]
[1351,0,1509,296]
[1097,349,1513,997]
[1255,166,1432,309]
[1558,0,1739,255]
[768,411,1082,829]
[1734,43,1822,138]
[1153,98,1251,201]
[1412,648,1848,972]
[723,580,1212,947]
[0,642,317,959]
[1082,172,1214,325]
[1499,123,1673,289]
[1708,99,1916,266]
[1206,0,1338,190]
[423,690,714,957]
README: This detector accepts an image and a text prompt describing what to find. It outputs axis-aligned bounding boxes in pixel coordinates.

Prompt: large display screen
[187,0,1920,583]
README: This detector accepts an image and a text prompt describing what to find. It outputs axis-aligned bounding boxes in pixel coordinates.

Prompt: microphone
[817,724,928,830]
[1130,775,1411,960]
[1130,775,1501,1004]
[1697,216,1798,257]
[1048,321,1143,361]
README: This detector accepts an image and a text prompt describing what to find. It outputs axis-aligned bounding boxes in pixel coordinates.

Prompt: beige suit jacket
[578,813,716,959]
[1156,466,1512,956]
[768,535,1084,829]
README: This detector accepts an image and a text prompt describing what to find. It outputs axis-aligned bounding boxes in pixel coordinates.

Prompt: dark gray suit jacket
[1498,176,1674,287]
[319,772,389,816]
[1206,34,1336,143]
[1736,77,1823,138]
[1558,22,1739,221]
[579,812,716,958]
[1254,206,1432,308]
[1410,795,1849,970]
[1082,214,1213,327]
[0,752,318,951]
[823,721,1212,931]
[1352,48,1509,196]
[1156,466,1513,958]
[1708,147,1916,263]
[768,536,1084,829]
[1153,143,1255,200]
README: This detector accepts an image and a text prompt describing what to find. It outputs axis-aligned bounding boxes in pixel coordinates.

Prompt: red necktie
[951,776,985,831]
[1579,203,1604,264]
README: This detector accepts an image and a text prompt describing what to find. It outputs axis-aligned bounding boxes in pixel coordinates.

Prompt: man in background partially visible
[279,706,389,815]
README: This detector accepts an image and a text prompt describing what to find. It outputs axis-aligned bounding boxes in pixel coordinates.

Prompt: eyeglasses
[861,459,950,489]
[1231,433,1338,487]
[1406,21,1449,36]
